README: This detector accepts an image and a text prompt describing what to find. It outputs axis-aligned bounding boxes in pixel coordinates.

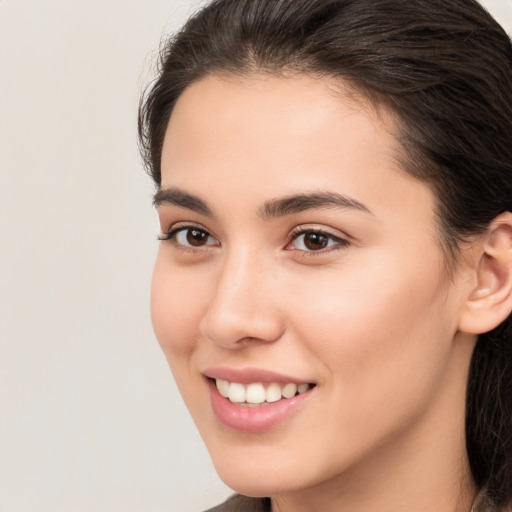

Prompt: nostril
[200,310,285,349]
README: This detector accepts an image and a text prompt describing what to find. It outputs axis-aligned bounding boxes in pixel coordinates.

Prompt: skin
[151,74,480,512]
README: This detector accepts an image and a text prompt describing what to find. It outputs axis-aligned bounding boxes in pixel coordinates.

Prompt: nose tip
[199,257,284,349]
[200,304,284,349]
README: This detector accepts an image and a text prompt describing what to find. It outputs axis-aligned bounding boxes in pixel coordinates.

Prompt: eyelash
[287,228,350,256]
[158,224,350,255]
[157,223,218,251]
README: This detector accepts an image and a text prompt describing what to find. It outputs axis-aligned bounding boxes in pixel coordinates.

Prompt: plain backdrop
[0,1,510,511]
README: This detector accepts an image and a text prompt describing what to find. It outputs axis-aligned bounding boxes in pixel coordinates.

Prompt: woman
[139,0,512,510]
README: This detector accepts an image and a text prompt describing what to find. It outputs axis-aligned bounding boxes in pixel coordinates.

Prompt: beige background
[0,1,510,511]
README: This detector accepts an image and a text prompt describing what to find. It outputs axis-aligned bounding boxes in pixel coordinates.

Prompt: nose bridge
[200,244,282,347]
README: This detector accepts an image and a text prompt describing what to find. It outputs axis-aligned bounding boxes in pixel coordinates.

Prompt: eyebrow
[153,187,213,216]
[153,187,372,218]
[260,191,373,219]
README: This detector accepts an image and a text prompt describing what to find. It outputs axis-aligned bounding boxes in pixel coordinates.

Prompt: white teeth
[216,379,230,398]
[215,379,311,404]
[265,383,282,403]
[282,383,298,399]
[246,383,266,404]
[228,382,246,403]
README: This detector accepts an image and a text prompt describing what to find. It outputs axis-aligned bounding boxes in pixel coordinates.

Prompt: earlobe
[458,212,512,335]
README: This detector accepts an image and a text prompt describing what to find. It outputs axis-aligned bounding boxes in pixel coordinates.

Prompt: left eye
[179,228,216,247]
[289,231,346,252]
[162,227,219,248]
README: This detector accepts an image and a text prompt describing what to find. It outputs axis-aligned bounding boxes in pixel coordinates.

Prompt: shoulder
[203,494,270,512]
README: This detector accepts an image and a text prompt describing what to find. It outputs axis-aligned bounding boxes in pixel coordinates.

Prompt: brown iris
[303,232,329,250]
[186,228,209,246]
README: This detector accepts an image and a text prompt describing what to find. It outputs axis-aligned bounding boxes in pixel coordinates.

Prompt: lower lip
[207,379,313,433]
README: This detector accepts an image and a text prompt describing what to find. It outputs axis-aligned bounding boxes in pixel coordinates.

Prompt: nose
[199,249,285,349]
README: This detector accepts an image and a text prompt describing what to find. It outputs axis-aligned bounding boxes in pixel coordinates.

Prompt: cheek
[150,254,208,359]
[286,249,452,392]
[279,256,458,459]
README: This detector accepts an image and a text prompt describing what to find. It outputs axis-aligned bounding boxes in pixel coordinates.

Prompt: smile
[215,379,312,406]
[205,371,316,432]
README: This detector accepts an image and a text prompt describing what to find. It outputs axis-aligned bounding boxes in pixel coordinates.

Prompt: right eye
[159,226,219,249]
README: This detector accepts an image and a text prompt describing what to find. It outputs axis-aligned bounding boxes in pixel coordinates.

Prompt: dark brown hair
[139,0,512,507]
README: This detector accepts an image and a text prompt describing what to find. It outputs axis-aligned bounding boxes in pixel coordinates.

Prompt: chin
[208,444,322,498]
[215,466,296,498]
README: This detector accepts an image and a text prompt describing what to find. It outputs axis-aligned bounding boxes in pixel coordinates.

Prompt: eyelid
[158,222,220,246]
[286,225,350,254]
[158,221,209,238]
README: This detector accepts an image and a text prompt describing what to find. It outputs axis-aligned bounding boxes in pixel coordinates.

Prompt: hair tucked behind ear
[139,0,512,507]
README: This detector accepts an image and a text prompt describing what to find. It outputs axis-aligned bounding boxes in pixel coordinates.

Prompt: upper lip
[203,366,313,385]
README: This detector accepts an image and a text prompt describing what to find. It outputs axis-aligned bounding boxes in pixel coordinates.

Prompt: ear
[458,212,512,335]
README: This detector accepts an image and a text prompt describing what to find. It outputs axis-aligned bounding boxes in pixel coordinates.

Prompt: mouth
[212,378,314,407]
[204,370,316,432]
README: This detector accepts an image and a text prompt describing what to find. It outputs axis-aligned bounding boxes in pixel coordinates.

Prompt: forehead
[165,72,391,144]
[163,73,396,178]
[160,73,435,229]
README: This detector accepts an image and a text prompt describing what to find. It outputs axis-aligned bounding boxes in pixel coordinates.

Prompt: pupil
[187,229,208,246]
[305,232,328,250]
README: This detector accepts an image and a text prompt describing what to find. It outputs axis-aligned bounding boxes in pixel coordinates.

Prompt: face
[152,74,474,500]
